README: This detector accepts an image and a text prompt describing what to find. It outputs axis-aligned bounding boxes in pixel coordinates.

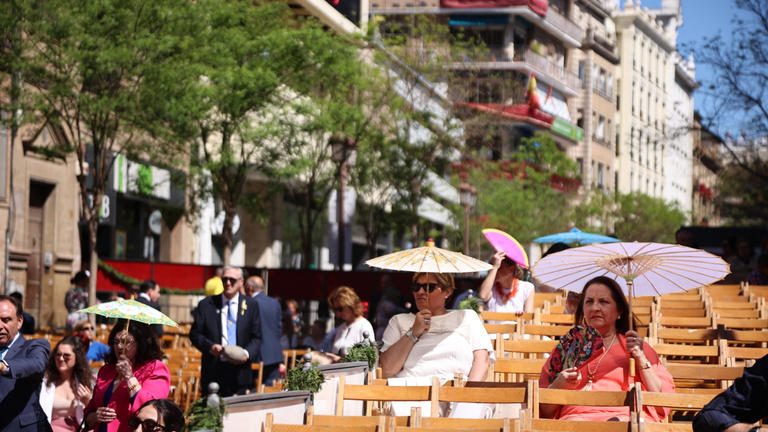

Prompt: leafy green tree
[694,0,768,224]
[573,189,686,243]
[611,193,685,243]
[458,132,580,252]
[1,0,190,305]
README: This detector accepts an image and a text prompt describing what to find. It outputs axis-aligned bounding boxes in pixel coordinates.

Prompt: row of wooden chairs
[266,378,729,432]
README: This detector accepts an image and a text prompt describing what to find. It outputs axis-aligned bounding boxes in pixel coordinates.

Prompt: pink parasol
[482,228,529,268]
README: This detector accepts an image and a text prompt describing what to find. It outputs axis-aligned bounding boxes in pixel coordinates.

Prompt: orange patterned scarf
[494,277,519,304]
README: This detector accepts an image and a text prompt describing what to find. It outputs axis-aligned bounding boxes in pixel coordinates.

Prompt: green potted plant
[285,361,325,394]
[343,340,378,370]
[185,384,226,432]
[458,290,483,314]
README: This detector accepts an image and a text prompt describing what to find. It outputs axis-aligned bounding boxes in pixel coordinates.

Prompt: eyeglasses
[114,338,136,348]
[79,326,94,331]
[128,416,166,432]
[411,283,441,293]
[55,353,74,360]
[221,277,239,286]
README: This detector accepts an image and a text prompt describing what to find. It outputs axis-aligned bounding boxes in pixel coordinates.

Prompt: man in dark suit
[244,275,283,386]
[8,292,35,335]
[136,279,164,337]
[0,294,51,431]
[190,266,262,397]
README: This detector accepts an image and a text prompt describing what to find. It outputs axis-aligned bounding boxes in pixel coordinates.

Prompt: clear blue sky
[639,0,745,133]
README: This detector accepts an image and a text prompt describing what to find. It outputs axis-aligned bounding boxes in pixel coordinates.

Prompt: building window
[595,115,606,142]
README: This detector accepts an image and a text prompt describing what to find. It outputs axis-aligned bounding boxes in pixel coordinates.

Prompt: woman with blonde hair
[380,272,492,381]
[323,286,375,362]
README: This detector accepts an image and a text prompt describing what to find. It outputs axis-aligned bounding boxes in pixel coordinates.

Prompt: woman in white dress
[322,286,375,362]
[478,251,534,315]
[380,272,493,382]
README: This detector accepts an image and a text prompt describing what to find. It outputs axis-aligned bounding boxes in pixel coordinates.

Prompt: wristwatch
[405,329,419,343]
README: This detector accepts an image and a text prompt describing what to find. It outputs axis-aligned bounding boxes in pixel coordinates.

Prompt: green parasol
[77,298,178,327]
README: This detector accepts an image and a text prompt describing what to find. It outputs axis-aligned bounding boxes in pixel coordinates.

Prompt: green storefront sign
[551,117,584,141]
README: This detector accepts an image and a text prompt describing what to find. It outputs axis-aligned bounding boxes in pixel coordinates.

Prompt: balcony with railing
[450,48,582,95]
[541,7,584,45]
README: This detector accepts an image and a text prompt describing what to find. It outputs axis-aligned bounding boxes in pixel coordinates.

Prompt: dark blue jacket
[253,293,283,366]
[693,354,768,431]
[0,336,51,431]
[189,294,261,398]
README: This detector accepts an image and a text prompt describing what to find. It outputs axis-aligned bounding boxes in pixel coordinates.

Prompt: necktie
[227,301,237,346]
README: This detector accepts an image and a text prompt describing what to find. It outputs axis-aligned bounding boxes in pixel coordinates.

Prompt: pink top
[539,334,675,422]
[85,359,171,432]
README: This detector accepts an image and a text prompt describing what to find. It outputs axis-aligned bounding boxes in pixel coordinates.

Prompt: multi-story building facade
[370,0,585,158]
[569,0,619,192]
[665,53,696,219]
[614,0,677,198]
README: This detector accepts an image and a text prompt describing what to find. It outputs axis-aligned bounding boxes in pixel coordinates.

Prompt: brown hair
[328,286,364,317]
[574,276,636,334]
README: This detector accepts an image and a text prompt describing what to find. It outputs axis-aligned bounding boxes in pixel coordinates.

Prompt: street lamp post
[330,135,357,270]
[459,182,477,255]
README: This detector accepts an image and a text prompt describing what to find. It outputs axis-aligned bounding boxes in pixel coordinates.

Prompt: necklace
[583,334,617,391]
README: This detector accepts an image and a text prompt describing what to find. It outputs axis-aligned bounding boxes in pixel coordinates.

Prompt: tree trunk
[222,208,234,266]
[87,214,99,326]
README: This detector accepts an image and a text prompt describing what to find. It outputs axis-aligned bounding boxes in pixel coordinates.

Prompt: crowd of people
[3,229,768,431]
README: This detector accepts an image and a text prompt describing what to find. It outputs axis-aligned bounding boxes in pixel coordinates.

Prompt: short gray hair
[221,266,245,280]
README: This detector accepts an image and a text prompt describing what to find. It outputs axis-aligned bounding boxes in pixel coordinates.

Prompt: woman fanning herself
[539,276,674,422]
[85,321,170,432]
[40,336,93,431]
[478,251,534,314]
[380,272,493,382]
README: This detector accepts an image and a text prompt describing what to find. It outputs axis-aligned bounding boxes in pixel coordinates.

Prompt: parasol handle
[627,279,635,379]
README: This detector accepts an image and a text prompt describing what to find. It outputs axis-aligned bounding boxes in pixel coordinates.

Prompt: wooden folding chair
[334,375,436,416]
[306,405,409,429]
[652,327,720,345]
[636,387,717,430]
[665,363,744,390]
[534,312,575,326]
[713,317,768,330]
[722,329,768,347]
[651,342,721,365]
[482,311,534,323]
[526,381,636,432]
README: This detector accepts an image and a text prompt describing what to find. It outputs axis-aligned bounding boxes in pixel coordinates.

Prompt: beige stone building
[569,0,619,192]
[0,117,81,328]
[614,1,676,197]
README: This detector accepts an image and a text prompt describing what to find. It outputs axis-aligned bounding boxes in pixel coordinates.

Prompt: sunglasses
[221,277,239,286]
[411,283,441,293]
[55,353,74,360]
[128,417,167,432]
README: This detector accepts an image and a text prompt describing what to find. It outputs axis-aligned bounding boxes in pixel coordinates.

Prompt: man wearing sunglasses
[190,266,263,397]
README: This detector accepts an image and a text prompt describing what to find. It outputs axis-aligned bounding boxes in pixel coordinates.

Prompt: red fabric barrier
[440,0,547,16]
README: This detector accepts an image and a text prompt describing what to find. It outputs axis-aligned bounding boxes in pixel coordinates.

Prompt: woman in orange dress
[538,276,675,422]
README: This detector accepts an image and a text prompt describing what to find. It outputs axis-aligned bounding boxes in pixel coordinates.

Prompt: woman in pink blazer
[84,320,170,432]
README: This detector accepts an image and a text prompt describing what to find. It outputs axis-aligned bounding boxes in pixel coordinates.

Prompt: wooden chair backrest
[482,311,533,323]
[534,292,564,308]
[654,328,720,345]
[493,358,547,383]
[722,329,768,345]
[335,376,436,416]
[651,343,720,364]
[665,363,744,389]
[265,413,383,432]
[503,339,558,359]
[535,313,575,326]
[703,284,743,297]
[713,317,768,330]
[418,417,513,432]
[712,308,761,319]
[657,316,712,328]
[518,324,571,339]
[531,381,635,428]
[484,323,518,335]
